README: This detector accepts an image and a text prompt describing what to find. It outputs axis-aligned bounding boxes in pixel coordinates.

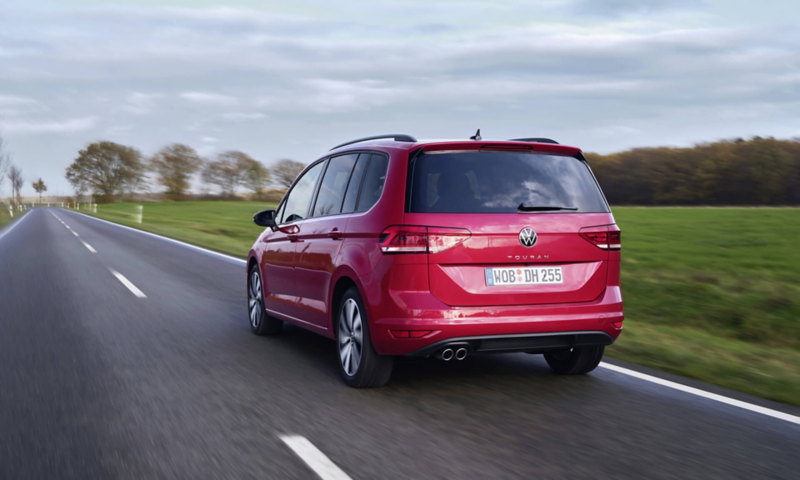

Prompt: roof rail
[508,137,559,144]
[331,134,417,151]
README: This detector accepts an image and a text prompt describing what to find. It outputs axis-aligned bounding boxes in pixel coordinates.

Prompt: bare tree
[272,159,306,188]
[241,156,270,195]
[0,135,11,192]
[65,141,145,200]
[150,144,203,198]
[32,178,47,204]
[202,151,254,196]
[8,165,23,208]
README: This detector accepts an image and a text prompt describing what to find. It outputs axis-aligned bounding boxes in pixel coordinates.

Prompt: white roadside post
[136,205,143,224]
[8,206,12,218]
[93,203,97,213]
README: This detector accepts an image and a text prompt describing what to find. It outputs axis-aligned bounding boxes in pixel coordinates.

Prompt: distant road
[1,208,798,479]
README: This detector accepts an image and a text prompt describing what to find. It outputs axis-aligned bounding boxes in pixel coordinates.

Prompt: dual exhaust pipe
[437,347,468,361]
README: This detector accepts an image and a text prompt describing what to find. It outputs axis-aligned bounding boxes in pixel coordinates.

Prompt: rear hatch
[403,146,614,307]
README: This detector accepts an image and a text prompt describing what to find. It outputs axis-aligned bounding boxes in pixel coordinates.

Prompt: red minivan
[248,135,623,387]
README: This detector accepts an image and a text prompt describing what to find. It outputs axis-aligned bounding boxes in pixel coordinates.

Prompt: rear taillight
[380,226,471,254]
[579,226,621,250]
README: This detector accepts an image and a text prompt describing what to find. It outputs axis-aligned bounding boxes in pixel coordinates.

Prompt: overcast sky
[1,0,799,196]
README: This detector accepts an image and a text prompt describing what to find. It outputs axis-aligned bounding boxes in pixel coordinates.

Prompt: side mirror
[253,209,276,228]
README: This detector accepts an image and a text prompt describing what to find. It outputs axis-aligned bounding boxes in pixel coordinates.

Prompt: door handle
[327,229,343,240]
[287,234,299,242]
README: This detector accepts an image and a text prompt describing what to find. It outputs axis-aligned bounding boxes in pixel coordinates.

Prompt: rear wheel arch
[330,275,359,337]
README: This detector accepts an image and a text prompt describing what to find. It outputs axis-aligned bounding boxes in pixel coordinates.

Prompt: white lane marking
[63,209,247,265]
[80,240,97,253]
[280,435,352,480]
[108,267,147,298]
[598,363,800,425]
[71,230,79,237]
[0,210,30,241]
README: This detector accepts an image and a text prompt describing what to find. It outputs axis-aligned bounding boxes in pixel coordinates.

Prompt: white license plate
[485,266,563,286]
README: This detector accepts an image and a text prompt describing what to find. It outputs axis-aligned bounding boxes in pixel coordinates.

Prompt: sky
[1,0,799,196]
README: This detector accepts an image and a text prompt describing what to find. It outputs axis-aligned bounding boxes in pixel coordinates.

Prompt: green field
[0,207,22,229]
[81,203,800,405]
[82,201,276,256]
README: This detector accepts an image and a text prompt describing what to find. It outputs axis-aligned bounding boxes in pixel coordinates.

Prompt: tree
[150,144,203,198]
[202,150,255,196]
[241,156,270,195]
[32,178,47,203]
[8,165,23,208]
[272,159,306,188]
[65,141,145,199]
[0,135,11,192]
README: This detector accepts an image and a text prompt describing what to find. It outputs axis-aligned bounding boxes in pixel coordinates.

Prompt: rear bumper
[369,286,623,356]
[406,331,614,357]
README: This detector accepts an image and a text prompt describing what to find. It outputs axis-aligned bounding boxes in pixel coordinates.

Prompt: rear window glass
[409,151,609,214]
[356,154,389,212]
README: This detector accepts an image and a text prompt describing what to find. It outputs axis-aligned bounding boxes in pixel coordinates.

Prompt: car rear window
[408,151,609,213]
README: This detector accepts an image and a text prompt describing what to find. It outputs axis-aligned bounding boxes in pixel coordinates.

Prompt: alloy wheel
[338,298,363,376]
[249,270,262,329]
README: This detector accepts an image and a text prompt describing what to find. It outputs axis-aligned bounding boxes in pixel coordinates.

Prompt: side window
[341,153,368,214]
[312,154,358,217]
[356,154,389,212]
[281,162,324,224]
[275,200,286,224]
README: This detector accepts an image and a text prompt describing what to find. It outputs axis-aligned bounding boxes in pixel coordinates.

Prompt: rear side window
[341,153,368,213]
[313,154,358,217]
[281,161,324,223]
[356,154,389,212]
[409,151,609,213]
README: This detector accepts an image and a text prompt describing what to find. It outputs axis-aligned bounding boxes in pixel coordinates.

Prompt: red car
[248,134,623,387]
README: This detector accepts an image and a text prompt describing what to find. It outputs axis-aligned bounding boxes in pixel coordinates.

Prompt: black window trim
[305,149,388,220]
[277,158,327,226]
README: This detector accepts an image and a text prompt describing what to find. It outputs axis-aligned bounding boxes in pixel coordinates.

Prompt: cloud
[122,92,162,115]
[2,2,800,195]
[569,0,707,17]
[0,95,38,107]
[219,112,268,122]
[179,92,239,106]
[0,116,99,135]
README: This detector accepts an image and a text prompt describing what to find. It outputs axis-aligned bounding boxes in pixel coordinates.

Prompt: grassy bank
[81,201,276,257]
[0,208,21,229]
[80,203,800,405]
[607,208,800,405]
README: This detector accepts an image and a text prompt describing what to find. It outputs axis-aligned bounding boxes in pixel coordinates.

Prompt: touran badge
[519,228,537,247]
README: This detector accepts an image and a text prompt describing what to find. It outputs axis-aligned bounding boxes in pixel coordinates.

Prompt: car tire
[336,287,393,388]
[248,264,282,336]
[544,346,604,375]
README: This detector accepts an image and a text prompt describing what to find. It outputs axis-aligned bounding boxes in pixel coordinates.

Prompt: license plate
[485,266,563,286]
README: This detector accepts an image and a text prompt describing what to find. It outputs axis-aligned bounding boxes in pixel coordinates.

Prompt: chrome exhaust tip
[455,348,468,361]
[439,348,454,361]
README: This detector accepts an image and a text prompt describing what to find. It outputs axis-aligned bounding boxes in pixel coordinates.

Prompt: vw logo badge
[519,228,537,247]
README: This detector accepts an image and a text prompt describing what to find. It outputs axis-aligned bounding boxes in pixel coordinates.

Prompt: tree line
[0,135,27,207]
[4,135,800,207]
[63,141,306,201]
[586,137,800,206]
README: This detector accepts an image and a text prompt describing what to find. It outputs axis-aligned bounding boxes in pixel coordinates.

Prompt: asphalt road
[1,207,798,479]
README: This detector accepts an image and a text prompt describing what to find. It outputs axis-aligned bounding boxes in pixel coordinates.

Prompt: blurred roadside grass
[0,207,19,229]
[82,203,800,406]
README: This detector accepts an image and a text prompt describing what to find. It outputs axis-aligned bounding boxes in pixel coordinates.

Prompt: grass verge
[80,203,800,406]
[0,207,22,230]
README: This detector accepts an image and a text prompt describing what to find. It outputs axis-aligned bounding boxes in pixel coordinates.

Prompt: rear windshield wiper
[518,204,578,212]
